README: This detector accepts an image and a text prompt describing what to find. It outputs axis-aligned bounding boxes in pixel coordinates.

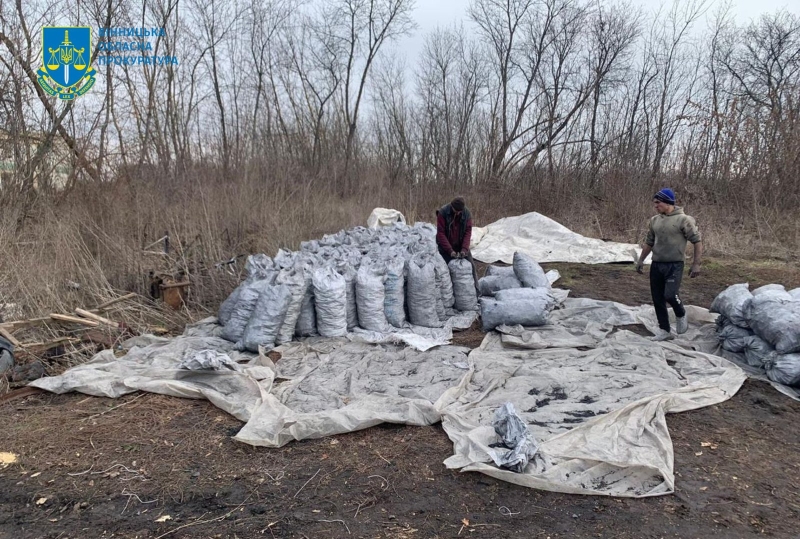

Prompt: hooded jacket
[645,207,702,262]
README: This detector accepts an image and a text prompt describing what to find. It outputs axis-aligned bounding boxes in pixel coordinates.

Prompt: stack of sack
[217,222,479,352]
[479,252,557,331]
[711,283,800,387]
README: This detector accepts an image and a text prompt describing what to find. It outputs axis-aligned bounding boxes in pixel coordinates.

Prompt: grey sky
[397,0,797,68]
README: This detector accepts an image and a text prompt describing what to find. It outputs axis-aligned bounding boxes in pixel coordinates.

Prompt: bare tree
[718,10,800,205]
[647,0,707,176]
[331,0,415,178]
[415,24,487,185]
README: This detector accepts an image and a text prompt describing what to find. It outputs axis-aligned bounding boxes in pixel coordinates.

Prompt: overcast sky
[396,0,796,67]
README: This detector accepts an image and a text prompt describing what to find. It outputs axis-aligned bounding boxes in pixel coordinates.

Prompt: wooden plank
[50,313,100,327]
[0,316,52,332]
[92,293,137,312]
[0,326,21,348]
[0,294,136,332]
[75,308,119,328]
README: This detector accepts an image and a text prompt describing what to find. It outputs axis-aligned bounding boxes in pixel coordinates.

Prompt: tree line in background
[1,0,798,213]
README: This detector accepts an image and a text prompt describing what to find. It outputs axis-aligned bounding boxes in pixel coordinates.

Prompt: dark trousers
[438,247,480,292]
[650,261,686,331]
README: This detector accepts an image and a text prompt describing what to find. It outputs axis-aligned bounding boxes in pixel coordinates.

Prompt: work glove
[459,250,468,258]
[450,251,458,259]
[635,259,644,274]
[690,264,701,278]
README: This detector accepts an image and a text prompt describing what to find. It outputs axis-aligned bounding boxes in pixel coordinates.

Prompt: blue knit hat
[654,188,675,204]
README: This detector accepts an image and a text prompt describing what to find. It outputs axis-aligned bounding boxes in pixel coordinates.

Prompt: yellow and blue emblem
[38,27,96,100]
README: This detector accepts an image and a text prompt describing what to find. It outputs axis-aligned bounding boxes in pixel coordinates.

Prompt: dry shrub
[2,159,797,320]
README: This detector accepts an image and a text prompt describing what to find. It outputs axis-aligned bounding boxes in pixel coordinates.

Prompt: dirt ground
[2,258,800,539]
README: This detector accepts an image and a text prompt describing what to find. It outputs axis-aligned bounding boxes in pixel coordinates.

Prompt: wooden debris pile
[0,293,178,392]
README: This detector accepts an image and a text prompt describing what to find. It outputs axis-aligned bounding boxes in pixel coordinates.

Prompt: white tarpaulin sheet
[471,212,648,264]
[31,297,746,497]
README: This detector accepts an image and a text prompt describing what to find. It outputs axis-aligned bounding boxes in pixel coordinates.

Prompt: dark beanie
[654,188,676,205]
[451,197,466,212]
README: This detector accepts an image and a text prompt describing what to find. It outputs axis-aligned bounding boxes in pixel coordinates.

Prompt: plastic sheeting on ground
[31,296,748,497]
[471,212,649,265]
[441,330,743,496]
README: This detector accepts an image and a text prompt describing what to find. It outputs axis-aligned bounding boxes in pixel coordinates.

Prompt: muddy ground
[2,258,799,539]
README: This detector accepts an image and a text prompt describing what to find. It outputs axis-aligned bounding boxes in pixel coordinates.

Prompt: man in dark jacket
[437,197,478,288]
[436,197,473,261]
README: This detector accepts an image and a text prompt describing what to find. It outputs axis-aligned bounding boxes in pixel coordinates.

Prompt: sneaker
[676,316,688,335]
[650,329,674,341]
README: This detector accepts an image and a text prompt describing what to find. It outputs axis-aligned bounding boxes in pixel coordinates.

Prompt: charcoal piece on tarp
[488,402,541,473]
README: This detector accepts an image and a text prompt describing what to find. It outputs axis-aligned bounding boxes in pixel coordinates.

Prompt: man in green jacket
[636,188,703,341]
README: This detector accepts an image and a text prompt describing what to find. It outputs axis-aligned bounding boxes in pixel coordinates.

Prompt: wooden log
[0,316,51,332]
[0,326,21,348]
[0,293,136,332]
[50,313,100,327]
[92,293,137,312]
[75,308,119,328]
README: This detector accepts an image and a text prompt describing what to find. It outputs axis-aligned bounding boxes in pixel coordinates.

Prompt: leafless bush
[0,0,798,315]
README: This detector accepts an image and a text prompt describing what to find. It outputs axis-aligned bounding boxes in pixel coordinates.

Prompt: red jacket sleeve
[436,212,453,253]
[462,217,473,251]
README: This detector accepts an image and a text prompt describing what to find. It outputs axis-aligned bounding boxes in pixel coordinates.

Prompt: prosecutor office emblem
[38,27,96,100]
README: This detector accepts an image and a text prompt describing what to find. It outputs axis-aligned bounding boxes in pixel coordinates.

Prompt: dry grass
[2,161,796,324]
